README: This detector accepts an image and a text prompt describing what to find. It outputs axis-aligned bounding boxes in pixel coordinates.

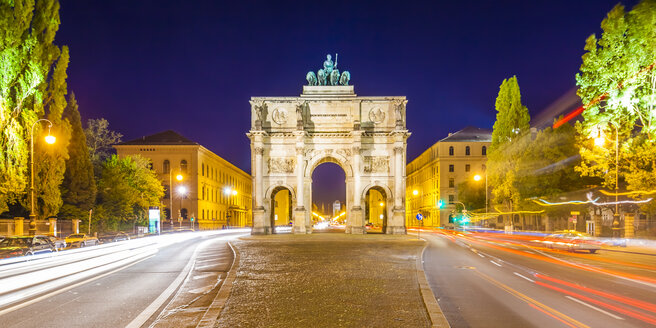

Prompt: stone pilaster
[14,217,24,236]
[293,132,306,234]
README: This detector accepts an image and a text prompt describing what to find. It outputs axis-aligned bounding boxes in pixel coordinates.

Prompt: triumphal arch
[247,55,410,234]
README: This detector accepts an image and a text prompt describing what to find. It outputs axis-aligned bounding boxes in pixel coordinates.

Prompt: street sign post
[416,213,423,239]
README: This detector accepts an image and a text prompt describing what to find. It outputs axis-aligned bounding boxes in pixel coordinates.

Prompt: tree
[95,155,163,231]
[59,92,96,220]
[85,118,122,168]
[487,76,531,220]
[576,0,656,199]
[0,0,72,216]
[457,179,485,211]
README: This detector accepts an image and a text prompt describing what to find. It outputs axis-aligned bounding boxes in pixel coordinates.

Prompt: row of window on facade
[200,185,241,205]
[163,159,187,174]
[201,162,247,193]
[449,145,487,156]
[201,209,230,221]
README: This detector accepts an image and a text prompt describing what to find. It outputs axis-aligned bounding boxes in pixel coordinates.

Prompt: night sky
[56,0,637,211]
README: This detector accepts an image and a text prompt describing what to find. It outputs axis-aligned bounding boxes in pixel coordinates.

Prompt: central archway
[310,159,347,232]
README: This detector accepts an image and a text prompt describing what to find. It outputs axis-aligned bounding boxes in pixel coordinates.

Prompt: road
[421,229,656,328]
[0,230,247,328]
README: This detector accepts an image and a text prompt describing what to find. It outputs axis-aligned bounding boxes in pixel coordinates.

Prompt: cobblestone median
[216,234,431,328]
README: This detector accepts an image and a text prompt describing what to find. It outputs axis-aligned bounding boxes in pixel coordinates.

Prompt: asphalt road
[0,230,246,328]
[421,230,656,328]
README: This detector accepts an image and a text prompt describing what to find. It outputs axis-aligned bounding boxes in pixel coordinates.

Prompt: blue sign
[416,213,423,221]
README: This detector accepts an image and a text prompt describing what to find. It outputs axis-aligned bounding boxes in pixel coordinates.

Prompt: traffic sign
[416,213,423,221]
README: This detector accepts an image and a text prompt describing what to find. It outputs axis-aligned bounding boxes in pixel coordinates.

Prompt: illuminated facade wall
[114,131,252,230]
[406,127,491,228]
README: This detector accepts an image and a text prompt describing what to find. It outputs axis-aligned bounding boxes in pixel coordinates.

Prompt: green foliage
[84,118,122,168]
[59,92,96,220]
[457,179,485,211]
[95,155,163,230]
[488,76,530,213]
[490,76,530,151]
[576,0,656,204]
[0,0,71,216]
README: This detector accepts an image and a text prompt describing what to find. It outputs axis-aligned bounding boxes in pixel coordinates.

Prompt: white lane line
[125,238,214,328]
[513,272,535,283]
[490,261,502,267]
[478,253,485,258]
[0,254,153,317]
[565,296,624,320]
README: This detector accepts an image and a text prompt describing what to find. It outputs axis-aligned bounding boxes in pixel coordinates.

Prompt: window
[164,184,170,199]
[465,146,470,156]
[449,179,454,188]
[449,164,454,172]
[202,187,205,200]
[482,146,487,156]
[180,160,188,173]
[147,162,153,170]
[202,163,205,176]
[163,160,170,174]
[448,195,455,203]
[465,164,470,172]
[449,146,454,156]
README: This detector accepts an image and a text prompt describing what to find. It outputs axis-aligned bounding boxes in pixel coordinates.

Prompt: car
[45,234,67,251]
[111,232,130,242]
[65,233,99,248]
[0,236,57,259]
[541,231,601,254]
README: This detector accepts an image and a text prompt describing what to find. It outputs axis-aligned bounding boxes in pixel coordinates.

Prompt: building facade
[114,130,252,230]
[406,126,491,227]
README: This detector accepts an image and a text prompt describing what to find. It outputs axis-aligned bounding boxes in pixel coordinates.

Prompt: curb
[417,241,451,328]
[196,241,240,328]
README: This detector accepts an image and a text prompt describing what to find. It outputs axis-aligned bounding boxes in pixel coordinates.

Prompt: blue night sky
[56,0,637,210]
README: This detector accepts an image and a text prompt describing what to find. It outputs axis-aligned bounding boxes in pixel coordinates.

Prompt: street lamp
[168,170,184,230]
[177,185,187,228]
[473,172,488,221]
[593,122,621,237]
[29,119,56,235]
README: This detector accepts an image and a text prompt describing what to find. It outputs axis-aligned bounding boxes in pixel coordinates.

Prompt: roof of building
[116,130,199,146]
[439,126,492,142]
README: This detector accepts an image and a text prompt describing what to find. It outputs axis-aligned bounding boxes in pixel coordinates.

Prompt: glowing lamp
[473,174,482,181]
[177,185,187,195]
[45,135,56,144]
[412,190,418,196]
[232,190,238,196]
[176,174,184,181]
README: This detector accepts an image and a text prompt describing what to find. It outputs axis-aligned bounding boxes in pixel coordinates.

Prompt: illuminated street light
[232,190,238,196]
[176,174,183,181]
[177,185,187,195]
[412,189,418,196]
[593,122,621,237]
[29,119,56,235]
[473,172,488,220]
[379,202,384,207]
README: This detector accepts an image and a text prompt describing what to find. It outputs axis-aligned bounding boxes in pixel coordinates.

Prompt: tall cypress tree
[60,92,96,220]
[487,76,531,221]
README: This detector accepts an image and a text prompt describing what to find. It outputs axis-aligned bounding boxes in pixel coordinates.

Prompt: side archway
[361,183,393,234]
[265,184,296,233]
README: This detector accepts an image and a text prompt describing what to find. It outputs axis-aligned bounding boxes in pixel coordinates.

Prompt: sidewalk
[208,233,443,328]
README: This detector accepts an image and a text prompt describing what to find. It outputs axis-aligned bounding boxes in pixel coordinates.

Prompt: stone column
[388,144,407,234]
[293,136,306,234]
[251,145,268,234]
[49,218,57,236]
[350,144,364,234]
[593,214,602,237]
[624,213,635,238]
[72,219,80,234]
[14,217,24,236]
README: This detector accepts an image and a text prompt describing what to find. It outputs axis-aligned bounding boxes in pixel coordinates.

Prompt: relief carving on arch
[268,158,296,174]
[337,148,352,158]
[363,156,389,173]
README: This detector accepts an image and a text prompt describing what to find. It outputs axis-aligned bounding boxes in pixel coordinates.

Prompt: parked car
[111,232,130,242]
[541,231,601,254]
[45,234,67,251]
[65,234,99,248]
[0,236,57,259]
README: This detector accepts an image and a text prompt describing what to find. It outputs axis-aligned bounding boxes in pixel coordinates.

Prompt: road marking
[474,270,590,328]
[125,238,214,328]
[565,296,624,320]
[0,255,152,317]
[478,253,485,258]
[490,260,502,267]
[513,272,535,283]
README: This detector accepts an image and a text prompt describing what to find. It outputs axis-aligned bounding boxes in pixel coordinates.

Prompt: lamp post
[224,187,238,227]
[474,172,488,225]
[29,119,56,235]
[594,122,620,237]
[177,185,187,228]
[169,170,183,230]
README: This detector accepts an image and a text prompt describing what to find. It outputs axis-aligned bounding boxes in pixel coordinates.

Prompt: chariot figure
[306,54,351,86]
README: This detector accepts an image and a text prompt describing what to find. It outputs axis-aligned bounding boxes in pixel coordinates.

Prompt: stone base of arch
[251,207,272,235]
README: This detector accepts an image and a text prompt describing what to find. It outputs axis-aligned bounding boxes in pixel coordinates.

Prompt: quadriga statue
[305,54,351,86]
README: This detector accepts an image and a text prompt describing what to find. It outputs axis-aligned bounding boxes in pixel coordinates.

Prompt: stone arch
[361,182,393,233]
[305,153,353,178]
[265,182,297,203]
[265,184,296,233]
